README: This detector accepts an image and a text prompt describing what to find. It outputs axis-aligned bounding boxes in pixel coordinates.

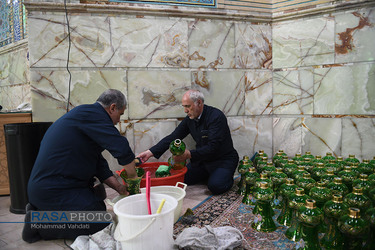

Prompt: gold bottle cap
[352,186,363,195]
[279,149,285,153]
[305,199,316,209]
[296,188,305,196]
[295,153,301,157]
[297,166,305,170]
[286,178,294,184]
[249,167,256,173]
[243,155,250,161]
[258,152,264,157]
[283,155,288,159]
[260,182,268,189]
[329,159,336,163]
[316,155,322,159]
[349,208,361,218]
[363,159,369,163]
[174,139,182,147]
[352,162,359,166]
[326,152,333,156]
[260,173,268,179]
[267,161,274,166]
[259,150,264,154]
[276,168,283,173]
[349,154,355,158]
[277,152,282,156]
[316,162,324,167]
[288,159,294,163]
[359,174,368,181]
[326,169,334,175]
[306,151,311,155]
[317,181,325,188]
[303,173,311,178]
[304,158,311,162]
[262,157,268,160]
[337,156,343,161]
[333,177,342,184]
[332,194,343,203]
[344,166,351,171]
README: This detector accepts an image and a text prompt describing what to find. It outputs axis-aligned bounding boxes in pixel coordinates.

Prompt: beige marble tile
[128,70,190,119]
[273,117,303,156]
[244,70,272,115]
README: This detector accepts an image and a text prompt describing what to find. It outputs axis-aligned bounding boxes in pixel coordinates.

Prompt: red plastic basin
[116,162,187,188]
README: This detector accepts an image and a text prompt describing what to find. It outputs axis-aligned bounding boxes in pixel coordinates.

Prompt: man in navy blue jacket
[138,89,239,195]
[23,89,138,242]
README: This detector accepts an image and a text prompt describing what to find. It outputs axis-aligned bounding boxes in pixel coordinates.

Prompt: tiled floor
[0,183,211,249]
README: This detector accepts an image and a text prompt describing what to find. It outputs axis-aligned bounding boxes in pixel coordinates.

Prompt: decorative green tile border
[109,0,216,8]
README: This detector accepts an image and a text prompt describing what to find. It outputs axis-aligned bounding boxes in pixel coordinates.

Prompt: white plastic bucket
[113,193,177,250]
[141,182,187,223]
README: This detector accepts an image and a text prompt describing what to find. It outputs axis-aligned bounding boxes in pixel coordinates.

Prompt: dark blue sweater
[28,102,134,210]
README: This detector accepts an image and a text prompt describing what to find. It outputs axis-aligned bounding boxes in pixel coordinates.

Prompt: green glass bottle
[285,188,310,242]
[321,194,349,249]
[242,167,260,205]
[255,173,273,189]
[302,158,315,173]
[273,152,284,170]
[320,169,337,186]
[359,159,372,175]
[252,182,277,232]
[369,187,375,205]
[336,156,346,170]
[350,162,361,177]
[311,162,327,181]
[270,167,287,208]
[344,186,372,217]
[345,154,360,165]
[302,151,315,160]
[283,159,298,178]
[168,139,186,170]
[323,152,336,162]
[297,199,324,250]
[279,155,289,169]
[370,156,375,168]
[309,181,332,209]
[277,178,298,226]
[364,207,375,249]
[293,153,304,166]
[257,156,268,173]
[338,208,370,250]
[313,155,326,165]
[338,166,357,192]
[327,177,349,197]
[292,166,308,181]
[368,172,375,187]
[262,161,276,176]
[254,151,265,169]
[326,159,342,175]
[296,173,316,195]
[237,158,252,194]
[352,174,373,197]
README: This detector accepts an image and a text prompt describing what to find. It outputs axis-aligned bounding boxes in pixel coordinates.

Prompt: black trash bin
[4,122,52,214]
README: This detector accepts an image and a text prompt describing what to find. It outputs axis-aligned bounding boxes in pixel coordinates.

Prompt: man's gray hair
[97,89,127,110]
[188,89,204,104]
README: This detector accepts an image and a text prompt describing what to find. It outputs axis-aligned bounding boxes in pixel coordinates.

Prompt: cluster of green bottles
[237,150,375,249]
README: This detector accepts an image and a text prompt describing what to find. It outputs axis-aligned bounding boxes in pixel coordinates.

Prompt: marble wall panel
[342,118,375,161]
[273,69,314,115]
[302,118,342,157]
[244,70,272,115]
[273,17,335,68]
[313,64,375,115]
[133,120,179,162]
[335,8,375,63]
[228,116,273,159]
[188,20,235,69]
[0,48,28,87]
[235,23,272,69]
[273,117,303,157]
[28,13,189,68]
[128,70,190,119]
[0,84,30,111]
[31,69,127,122]
[192,70,245,116]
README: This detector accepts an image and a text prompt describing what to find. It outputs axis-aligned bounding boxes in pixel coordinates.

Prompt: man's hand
[103,175,129,196]
[174,149,191,162]
[137,150,154,163]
